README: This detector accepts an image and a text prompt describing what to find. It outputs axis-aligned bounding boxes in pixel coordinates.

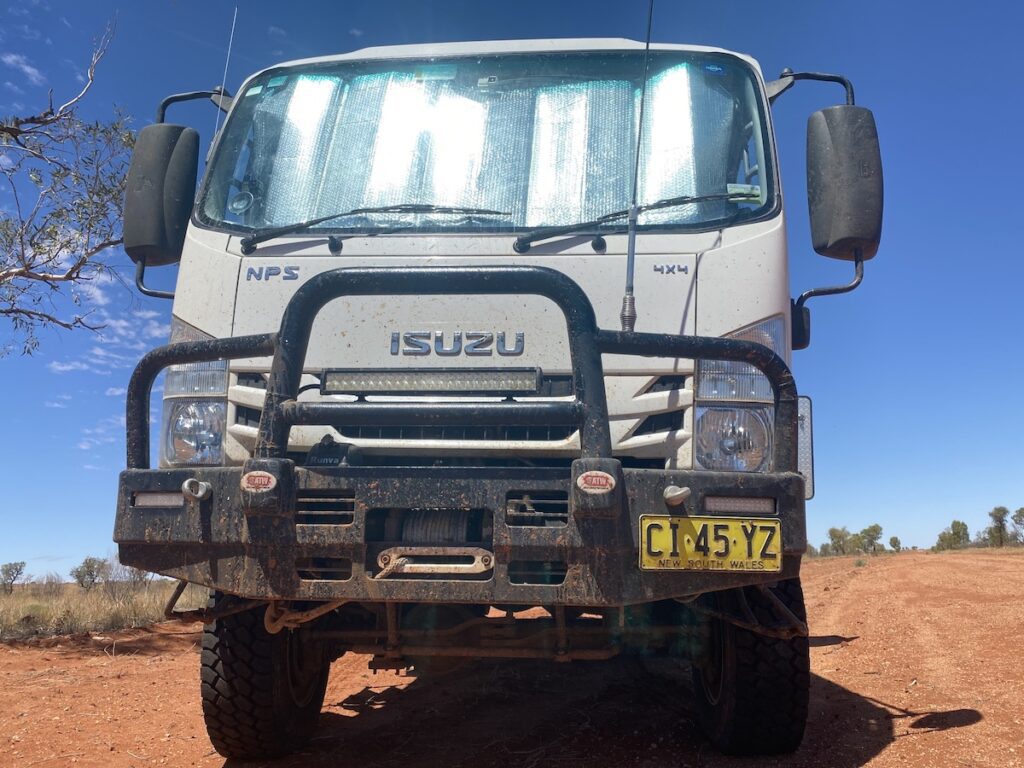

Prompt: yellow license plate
[639,516,782,572]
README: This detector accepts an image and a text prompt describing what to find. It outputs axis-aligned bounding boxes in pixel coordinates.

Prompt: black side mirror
[806,105,883,260]
[123,124,199,267]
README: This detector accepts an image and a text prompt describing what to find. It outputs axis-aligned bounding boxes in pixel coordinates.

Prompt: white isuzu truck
[115,38,882,759]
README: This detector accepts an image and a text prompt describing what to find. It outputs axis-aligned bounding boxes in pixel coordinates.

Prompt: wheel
[200,594,331,760]
[692,578,810,755]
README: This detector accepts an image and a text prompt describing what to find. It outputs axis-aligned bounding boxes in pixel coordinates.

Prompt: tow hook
[181,477,213,501]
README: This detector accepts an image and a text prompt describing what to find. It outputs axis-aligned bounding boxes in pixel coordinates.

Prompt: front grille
[229,371,693,464]
[338,423,575,441]
[233,404,574,441]
[632,410,686,436]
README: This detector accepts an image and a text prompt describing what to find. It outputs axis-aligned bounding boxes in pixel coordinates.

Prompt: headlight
[160,318,228,467]
[695,406,772,472]
[163,400,226,465]
[695,316,784,472]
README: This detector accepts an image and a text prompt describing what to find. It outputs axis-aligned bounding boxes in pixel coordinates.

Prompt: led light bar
[321,368,541,396]
[704,496,776,515]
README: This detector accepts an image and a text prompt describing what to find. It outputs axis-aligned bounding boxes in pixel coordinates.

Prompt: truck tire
[200,595,330,760]
[691,578,810,755]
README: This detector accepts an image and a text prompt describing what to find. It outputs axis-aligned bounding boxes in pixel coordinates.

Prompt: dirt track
[2,550,1022,767]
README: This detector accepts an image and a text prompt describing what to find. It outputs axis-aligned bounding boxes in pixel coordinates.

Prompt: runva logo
[390,331,525,357]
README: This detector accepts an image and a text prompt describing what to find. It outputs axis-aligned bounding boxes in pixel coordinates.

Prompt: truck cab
[116,38,881,759]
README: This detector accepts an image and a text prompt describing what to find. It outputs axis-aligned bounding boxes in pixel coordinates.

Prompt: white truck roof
[259,38,761,77]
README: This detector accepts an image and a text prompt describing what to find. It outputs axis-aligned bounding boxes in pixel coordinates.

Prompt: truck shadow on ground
[223,656,982,768]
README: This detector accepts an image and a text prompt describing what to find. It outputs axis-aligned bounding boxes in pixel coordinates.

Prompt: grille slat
[296,489,355,525]
[505,490,569,527]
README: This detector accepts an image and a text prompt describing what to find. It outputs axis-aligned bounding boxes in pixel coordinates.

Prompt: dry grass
[0,580,208,641]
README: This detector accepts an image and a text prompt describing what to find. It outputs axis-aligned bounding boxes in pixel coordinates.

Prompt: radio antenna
[620,0,656,332]
[213,6,238,138]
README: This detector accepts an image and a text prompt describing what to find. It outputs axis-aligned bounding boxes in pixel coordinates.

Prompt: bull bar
[115,266,805,605]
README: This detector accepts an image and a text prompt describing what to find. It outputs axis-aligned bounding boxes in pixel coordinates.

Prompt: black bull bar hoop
[125,265,798,470]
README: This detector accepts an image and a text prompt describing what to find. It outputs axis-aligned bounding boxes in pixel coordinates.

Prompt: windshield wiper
[511,192,760,253]
[239,204,512,254]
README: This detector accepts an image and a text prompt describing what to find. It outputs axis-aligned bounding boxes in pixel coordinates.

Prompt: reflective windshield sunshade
[201,51,773,236]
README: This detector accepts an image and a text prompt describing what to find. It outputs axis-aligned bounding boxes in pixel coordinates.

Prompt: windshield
[199,49,775,236]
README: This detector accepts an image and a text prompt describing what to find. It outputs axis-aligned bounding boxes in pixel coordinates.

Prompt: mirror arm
[795,250,864,312]
[135,259,175,300]
[156,86,233,123]
[767,69,855,106]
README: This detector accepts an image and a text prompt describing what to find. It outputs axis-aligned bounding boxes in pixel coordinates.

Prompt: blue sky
[1,0,1022,575]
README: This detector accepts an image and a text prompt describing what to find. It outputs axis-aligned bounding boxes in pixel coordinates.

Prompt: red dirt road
[2,551,1022,767]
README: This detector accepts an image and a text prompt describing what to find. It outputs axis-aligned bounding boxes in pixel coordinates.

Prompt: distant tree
[988,506,1010,548]
[101,555,151,601]
[827,527,852,555]
[951,520,970,546]
[889,536,902,552]
[0,561,26,594]
[818,542,833,557]
[805,543,818,557]
[70,556,109,591]
[37,571,65,600]
[860,524,884,554]
[0,26,134,356]
[934,519,970,551]
[1012,508,1024,544]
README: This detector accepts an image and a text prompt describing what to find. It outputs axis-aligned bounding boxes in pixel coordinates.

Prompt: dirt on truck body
[113,38,884,759]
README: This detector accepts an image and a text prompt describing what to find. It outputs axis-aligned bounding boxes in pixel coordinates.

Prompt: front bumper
[116,463,804,605]
[116,265,805,607]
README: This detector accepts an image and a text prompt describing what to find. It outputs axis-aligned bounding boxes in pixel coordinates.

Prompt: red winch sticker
[576,470,616,494]
[240,471,277,492]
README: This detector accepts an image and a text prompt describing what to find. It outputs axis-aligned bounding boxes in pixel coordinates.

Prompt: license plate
[639,516,782,572]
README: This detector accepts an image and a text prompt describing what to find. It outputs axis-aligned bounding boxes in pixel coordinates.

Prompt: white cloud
[44,400,68,408]
[16,25,42,42]
[143,321,170,339]
[59,16,71,28]
[82,464,104,471]
[267,25,287,38]
[349,28,365,37]
[105,387,126,397]
[3,80,23,94]
[78,413,126,450]
[0,52,45,86]
[76,279,110,307]
[48,360,89,373]
[46,301,171,377]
